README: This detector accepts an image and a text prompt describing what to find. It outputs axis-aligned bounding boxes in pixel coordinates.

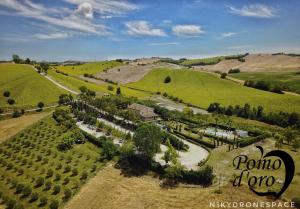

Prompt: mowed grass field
[127,68,300,113]
[230,71,300,94]
[65,166,293,209]
[0,64,67,108]
[0,116,103,209]
[181,56,224,66]
[54,61,123,76]
[48,70,150,98]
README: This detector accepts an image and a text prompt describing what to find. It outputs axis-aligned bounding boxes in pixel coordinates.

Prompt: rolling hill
[127,68,300,113]
[0,63,67,109]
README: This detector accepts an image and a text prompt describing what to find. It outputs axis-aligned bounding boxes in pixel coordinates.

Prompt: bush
[15,183,24,194]
[6,199,17,209]
[228,68,240,74]
[63,177,69,185]
[35,177,44,187]
[21,185,32,197]
[53,185,61,194]
[7,98,15,105]
[72,168,78,176]
[39,196,48,206]
[63,188,72,200]
[55,174,61,181]
[30,192,39,202]
[45,181,52,190]
[49,200,59,209]
[220,73,227,79]
[37,102,44,109]
[46,169,54,178]
[80,171,88,180]
[64,165,71,173]
[107,85,114,91]
[164,76,171,83]
[3,90,10,97]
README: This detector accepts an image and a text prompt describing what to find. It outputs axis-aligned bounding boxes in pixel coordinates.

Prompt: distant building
[128,103,158,122]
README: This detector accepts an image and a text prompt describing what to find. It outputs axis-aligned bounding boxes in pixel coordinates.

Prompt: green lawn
[54,61,123,76]
[0,64,67,108]
[0,116,103,209]
[127,68,300,113]
[48,70,150,98]
[230,71,300,94]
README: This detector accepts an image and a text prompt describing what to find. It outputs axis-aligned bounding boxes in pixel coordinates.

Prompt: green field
[230,71,300,94]
[0,116,103,209]
[0,64,67,108]
[48,70,150,98]
[54,61,123,76]
[127,68,300,113]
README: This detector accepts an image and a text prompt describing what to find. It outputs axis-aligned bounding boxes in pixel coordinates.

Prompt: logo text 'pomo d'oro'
[232,146,295,198]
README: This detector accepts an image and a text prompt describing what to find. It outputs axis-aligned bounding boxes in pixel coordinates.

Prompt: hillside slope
[0,63,67,108]
[127,68,300,113]
[193,54,300,72]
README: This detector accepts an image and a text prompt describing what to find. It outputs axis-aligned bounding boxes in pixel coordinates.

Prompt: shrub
[164,76,171,83]
[30,192,39,202]
[107,85,114,91]
[49,200,59,209]
[35,177,44,187]
[39,196,48,206]
[220,73,227,79]
[53,185,61,195]
[72,168,78,176]
[3,90,10,97]
[80,171,88,180]
[64,165,71,173]
[46,169,54,178]
[63,188,72,200]
[63,177,69,185]
[45,181,52,190]
[15,183,24,194]
[37,102,44,109]
[21,185,32,197]
[54,174,61,181]
[7,98,15,105]
[6,199,17,209]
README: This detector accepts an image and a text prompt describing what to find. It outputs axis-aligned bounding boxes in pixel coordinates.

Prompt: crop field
[127,68,300,113]
[0,64,66,108]
[54,61,123,76]
[230,71,300,94]
[48,70,150,98]
[0,116,103,209]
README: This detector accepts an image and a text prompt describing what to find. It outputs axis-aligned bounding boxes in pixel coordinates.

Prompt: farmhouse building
[128,103,158,122]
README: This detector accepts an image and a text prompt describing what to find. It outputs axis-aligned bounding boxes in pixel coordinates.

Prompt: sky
[0,0,300,61]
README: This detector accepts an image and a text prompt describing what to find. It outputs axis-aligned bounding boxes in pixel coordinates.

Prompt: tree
[25,58,31,64]
[53,185,61,194]
[40,62,49,74]
[30,192,39,202]
[101,137,118,160]
[220,73,227,79]
[162,139,179,165]
[39,197,48,206]
[133,123,162,160]
[164,76,171,83]
[116,87,121,95]
[22,186,32,197]
[284,128,297,145]
[64,188,72,200]
[37,102,44,110]
[7,98,15,105]
[164,162,184,185]
[12,54,21,63]
[3,90,10,97]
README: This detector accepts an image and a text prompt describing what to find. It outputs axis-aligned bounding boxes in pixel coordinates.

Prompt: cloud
[64,0,139,17]
[221,32,238,38]
[172,25,205,37]
[0,0,109,36]
[228,4,276,18]
[75,2,93,20]
[147,42,179,46]
[34,33,70,40]
[125,21,166,37]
